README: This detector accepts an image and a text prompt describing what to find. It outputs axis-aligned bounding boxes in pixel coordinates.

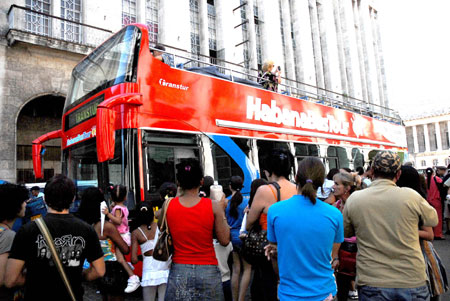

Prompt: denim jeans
[358,285,430,301]
[164,263,224,301]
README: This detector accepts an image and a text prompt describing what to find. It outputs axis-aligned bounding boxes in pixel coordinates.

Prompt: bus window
[210,142,244,197]
[143,131,199,202]
[230,137,251,157]
[256,140,290,180]
[368,150,380,162]
[327,146,350,170]
[352,148,364,170]
[294,143,319,162]
[64,139,99,182]
[65,26,140,108]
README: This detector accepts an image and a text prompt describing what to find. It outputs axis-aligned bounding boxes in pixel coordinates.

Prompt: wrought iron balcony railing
[6,5,113,55]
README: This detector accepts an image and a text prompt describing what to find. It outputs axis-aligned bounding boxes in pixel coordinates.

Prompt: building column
[352,0,369,105]
[136,0,146,24]
[280,0,296,83]
[424,124,430,152]
[258,0,284,72]
[215,0,237,63]
[198,0,210,58]
[316,0,333,97]
[371,8,389,111]
[412,125,419,154]
[448,121,450,150]
[435,122,442,151]
[332,0,349,101]
[370,8,385,111]
[308,0,325,96]
[245,0,258,76]
[290,0,314,93]
[159,0,190,51]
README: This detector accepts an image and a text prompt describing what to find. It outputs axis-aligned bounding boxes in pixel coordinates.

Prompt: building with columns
[0,0,392,183]
[403,109,450,170]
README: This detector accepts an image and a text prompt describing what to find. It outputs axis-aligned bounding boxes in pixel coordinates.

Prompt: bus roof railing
[150,44,402,125]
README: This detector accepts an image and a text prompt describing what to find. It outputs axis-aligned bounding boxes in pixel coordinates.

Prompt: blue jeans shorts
[358,285,430,301]
[164,263,224,301]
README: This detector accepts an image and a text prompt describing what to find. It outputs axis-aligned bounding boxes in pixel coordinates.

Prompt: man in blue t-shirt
[267,194,343,300]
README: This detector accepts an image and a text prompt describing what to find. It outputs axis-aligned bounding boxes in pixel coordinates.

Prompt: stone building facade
[403,109,450,170]
[0,0,391,183]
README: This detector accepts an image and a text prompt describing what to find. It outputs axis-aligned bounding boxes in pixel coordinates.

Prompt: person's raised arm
[103,207,122,226]
[212,200,230,246]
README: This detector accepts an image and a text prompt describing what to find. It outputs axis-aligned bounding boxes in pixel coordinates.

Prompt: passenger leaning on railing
[258,60,282,92]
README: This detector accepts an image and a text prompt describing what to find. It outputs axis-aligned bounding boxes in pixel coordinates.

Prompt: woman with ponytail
[425,168,445,239]
[265,157,344,301]
[225,176,250,301]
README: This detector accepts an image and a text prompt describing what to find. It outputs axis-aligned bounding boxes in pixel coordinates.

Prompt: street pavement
[84,231,450,300]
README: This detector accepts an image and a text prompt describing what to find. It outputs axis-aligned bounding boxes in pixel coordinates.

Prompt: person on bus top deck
[246,148,297,301]
[258,60,282,92]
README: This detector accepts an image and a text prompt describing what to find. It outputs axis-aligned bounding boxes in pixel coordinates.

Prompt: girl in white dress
[131,201,170,301]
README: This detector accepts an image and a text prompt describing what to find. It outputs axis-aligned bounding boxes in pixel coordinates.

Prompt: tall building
[0,0,393,183]
[403,108,450,170]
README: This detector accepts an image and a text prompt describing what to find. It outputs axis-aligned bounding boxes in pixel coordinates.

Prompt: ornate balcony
[6,5,113,55]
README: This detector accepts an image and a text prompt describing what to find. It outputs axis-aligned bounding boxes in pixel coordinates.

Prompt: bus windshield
[65,26,140,107]
[64,138,99,185]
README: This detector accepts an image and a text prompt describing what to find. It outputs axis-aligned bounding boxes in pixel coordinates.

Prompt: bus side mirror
[97,107,117,162]
[96,92,143,162]
[32,130,62,180]
[32,144,44,179]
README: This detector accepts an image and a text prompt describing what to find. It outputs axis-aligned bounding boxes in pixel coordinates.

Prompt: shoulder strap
[137,227,149,241]
[159,197,173,234]
[35,217,76,301]
[269,182,281,202]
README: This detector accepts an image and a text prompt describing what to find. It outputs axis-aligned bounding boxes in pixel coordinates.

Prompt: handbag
[421,240,448,297]
[35,217,76,301]
[242,182,280,265]
[337,241,357,276]
[153,197,174,262]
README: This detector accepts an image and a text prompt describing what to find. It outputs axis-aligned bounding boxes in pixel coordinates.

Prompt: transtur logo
[246,96,349,135]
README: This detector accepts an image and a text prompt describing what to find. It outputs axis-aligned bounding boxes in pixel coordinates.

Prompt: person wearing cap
[343,151,438,300]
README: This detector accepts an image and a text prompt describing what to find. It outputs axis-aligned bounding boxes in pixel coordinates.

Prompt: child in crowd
[131,201,170,301]
[102,185,140,293]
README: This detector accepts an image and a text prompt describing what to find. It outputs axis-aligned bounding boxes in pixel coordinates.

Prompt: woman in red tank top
[162,159,230,300]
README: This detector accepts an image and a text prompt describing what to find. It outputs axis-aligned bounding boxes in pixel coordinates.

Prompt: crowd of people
[0,150,449,300]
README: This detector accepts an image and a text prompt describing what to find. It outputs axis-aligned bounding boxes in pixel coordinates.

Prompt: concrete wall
[0,40,82,182]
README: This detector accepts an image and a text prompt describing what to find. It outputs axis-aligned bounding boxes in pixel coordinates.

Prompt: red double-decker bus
[32,24,406,207]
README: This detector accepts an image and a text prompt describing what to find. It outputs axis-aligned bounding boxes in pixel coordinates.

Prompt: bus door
[142,131,200,206]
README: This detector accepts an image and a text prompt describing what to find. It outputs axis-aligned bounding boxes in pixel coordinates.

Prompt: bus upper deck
[32,24,406,206]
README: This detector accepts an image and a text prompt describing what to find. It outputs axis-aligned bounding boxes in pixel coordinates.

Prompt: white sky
[378,0,450,115]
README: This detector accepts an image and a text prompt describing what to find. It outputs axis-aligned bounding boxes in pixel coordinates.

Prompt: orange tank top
[258,184,279,231]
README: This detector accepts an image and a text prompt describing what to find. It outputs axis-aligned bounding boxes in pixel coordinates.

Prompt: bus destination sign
[65,95,104,130]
